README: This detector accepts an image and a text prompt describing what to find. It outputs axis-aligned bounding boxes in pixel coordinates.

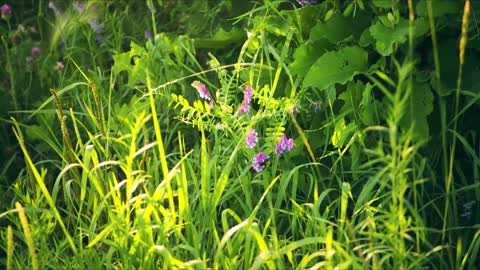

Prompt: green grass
[1,0,480,269]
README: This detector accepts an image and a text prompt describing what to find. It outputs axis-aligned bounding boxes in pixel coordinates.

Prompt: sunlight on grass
[0,0,479,269]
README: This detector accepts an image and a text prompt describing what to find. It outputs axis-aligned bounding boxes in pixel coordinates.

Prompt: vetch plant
[191,80,214,109]
[2,1,479,269]
[48,1,62,16]
[275,134,294,156]
[238,84,253,115]
[192,80,212,101]
[252,152,269,172]
[245,128,258,148]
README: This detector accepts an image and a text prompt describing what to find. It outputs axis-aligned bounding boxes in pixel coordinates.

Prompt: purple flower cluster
[191,81,214,109]
[1,4,11,20]
[48,1,63,16]
[88,18,104,43]
[31,47,41,56]
[192,81,211,101]
[145,31,153,39]
[296,0,318,6]
[238,84,253,114]
[245,129,258,148]
[74,1,85,13]
[275,134,294,156]
[252,152,269,172]
[26,46,41,64]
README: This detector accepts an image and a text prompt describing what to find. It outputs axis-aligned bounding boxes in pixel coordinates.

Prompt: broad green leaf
[304,46,368,90]
[400,82,434,139]
[309,13,354,43]
[360,83,378,125]
[282,3,329,35]
[369,19,410,56]
[309,12,371,44]
[195,27,246,49]
[359,28,374,47]
[253,15,292,36]
[413,17,429,37]
[289,40,332,77]
[111,52,131,77]
[112,41,149,86]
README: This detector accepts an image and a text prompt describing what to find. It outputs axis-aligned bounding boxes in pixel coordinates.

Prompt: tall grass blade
[11,118,77,254]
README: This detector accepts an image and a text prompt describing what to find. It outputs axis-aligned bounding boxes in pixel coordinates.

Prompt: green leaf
[400,82,434,139]
[372,0,392,8]
[332,118,356,148]
[304,46,368,90]
[309,13,353,43]
[194,27,246,49]
[281,3,329,35]
[309,12,371,44]
[339,81,365,113]
[359,28,374,47]
[289,40,332,77]
[253,15,292,37]
[360,83,378,125]
[111,52,131,77]
[369,19,410,56]
[111,41,149,87]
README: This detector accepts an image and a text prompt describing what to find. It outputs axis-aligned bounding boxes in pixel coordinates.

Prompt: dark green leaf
[289,40,332,77]
[372,0,392,8]
[309,12,371,44]
[400,82,434,139]
[369,19,409,56]
[304,46,368,90]
[194,27,246,49]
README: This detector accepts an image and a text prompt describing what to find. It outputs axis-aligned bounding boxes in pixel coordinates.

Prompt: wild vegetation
[0,0,479,269]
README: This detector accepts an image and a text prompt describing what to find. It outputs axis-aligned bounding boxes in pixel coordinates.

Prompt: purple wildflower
[73,1,85,13]
[245,129,258,148]
[88,18,104,43]
[192,81,212,101]
[275,134,295,156]
[252,152,269,172]
[1,4,11,20]
[145,31,153,39]
[88,19,101,32]
[25,56,33,64]
[208,100,214,110]
[95,33,104,43]
[31,47,41,57]
[238,84,253,114]
[48,1,63,16]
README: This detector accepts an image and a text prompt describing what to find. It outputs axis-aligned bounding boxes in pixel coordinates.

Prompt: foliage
[1,0,479,269]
